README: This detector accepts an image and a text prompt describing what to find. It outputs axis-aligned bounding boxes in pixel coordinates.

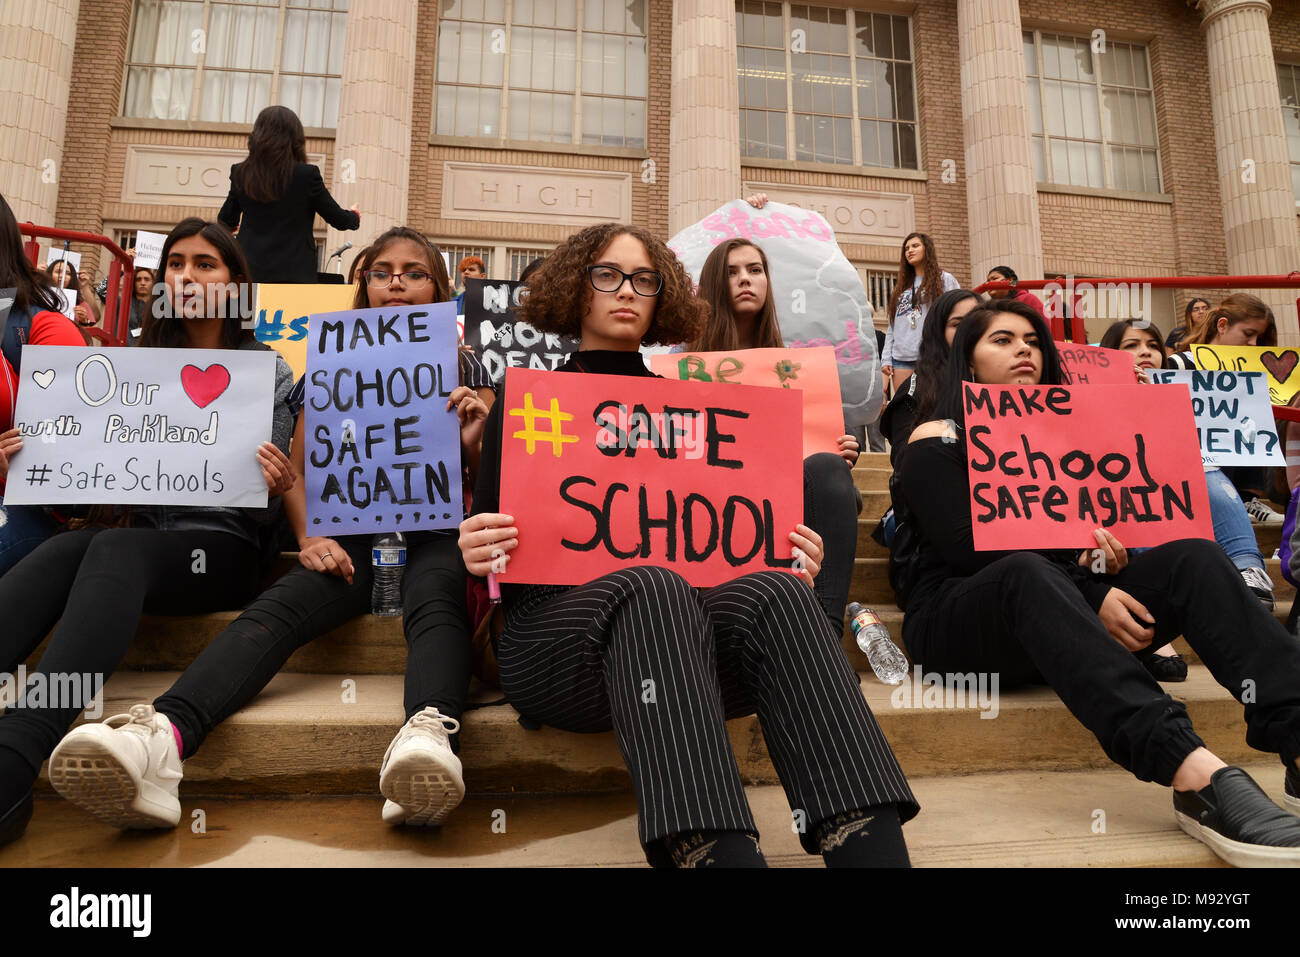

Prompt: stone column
[1197,0,1300,344]
[325,0,418,258]
[668,0,740,235]
[957,0,1043,286]
[0,0,79,227]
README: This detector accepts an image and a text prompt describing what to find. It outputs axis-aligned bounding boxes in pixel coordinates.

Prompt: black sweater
[218,162,360,285]
[898,434,1113,624]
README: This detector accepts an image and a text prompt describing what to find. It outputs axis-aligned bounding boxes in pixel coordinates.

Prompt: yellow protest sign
[253,283,357,380]
[1189,344,1300,404]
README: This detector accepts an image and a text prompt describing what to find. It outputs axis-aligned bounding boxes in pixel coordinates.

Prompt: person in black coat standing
[218,105,360,284]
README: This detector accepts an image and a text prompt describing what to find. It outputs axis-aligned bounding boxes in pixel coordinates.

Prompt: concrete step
[851,467,890,492]
[854,452,890,470]
[9,762,1286,867]
[33,664,1271,797]
[854,517,1284,558]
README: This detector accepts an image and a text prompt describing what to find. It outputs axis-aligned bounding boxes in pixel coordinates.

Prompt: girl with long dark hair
[218,105,360,284]
[49,226,495,834]
[460,222,919,868]
[683,236,863,636]
[898,298,1300,866]
[0,218,297,847]
[881,232,958,392]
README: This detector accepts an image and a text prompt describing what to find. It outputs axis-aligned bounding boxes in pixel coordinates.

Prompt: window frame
[1278,61,1300,208]
[432,0,649,150]
[1024,28,1162,194]
[736,2,921,172]
[121,0,348,128]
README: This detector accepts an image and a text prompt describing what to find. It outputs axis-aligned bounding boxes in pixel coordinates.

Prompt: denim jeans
[1205,468,1267,572]
[0,500,59,577]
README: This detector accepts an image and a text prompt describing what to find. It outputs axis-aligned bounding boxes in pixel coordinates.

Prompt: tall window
[123,0,348,126]
[1279,63,1300,205]
[1024,31,1161,193]
[736,2,918,169]
[434,0,648,148]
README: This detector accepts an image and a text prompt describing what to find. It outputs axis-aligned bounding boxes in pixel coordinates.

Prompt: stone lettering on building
[741,182,915,244]
[123,146,326,205]
[442,163,631,225]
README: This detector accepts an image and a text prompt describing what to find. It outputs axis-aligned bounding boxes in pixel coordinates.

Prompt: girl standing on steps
[0,218,297,847]
[880,232,959,395]
[459,222,919,869]
[899,298,1300,867]
[46,227,495,834]
[678,205,861,637]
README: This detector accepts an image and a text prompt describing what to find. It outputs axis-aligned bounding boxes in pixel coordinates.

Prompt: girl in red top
[0,193,87,575]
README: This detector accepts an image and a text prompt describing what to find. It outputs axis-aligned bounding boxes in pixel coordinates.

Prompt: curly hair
[518,223,706,347]
[886,232,944,327]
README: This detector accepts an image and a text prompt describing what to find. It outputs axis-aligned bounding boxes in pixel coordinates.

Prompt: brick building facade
[3,0,1300,341]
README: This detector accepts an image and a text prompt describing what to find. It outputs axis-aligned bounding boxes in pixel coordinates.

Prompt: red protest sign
[499,367,804,587]
[648,346,843,458]
[1057,343,1135,385]
[964,383,1212,550]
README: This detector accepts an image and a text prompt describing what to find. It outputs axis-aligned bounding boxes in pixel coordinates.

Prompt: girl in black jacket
[218,106,360,284]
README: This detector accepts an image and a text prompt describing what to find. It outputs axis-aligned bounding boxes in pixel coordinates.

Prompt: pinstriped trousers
[497,566,920,865]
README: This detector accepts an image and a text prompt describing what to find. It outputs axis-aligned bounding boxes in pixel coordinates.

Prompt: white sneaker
[1241,566,1276,611]
[378,707,465,826]
[1244,497,1284,524]
[49,704,183,829]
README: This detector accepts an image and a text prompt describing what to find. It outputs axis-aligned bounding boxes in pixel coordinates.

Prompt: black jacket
[218,162,360,284]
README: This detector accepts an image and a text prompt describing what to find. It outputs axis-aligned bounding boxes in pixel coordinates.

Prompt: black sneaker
[1173,767,1300,866]
[0,791,32,848]
[1286,765,1300,814]
[1143,652,1188,683]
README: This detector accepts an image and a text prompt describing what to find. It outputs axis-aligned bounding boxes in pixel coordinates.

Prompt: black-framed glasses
[364,269,434,287]
[586,264,662,297]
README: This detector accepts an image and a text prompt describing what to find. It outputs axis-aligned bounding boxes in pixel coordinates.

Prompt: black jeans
[903,539,1300,786]
[803,452,858,636]
[155,530,471,758]
[0,527,262,771]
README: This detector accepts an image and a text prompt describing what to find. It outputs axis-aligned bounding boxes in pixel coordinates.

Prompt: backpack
[0,289,32,375]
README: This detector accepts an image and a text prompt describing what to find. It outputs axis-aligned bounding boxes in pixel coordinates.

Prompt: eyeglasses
[364,270,434,287]
[586,265,662,297]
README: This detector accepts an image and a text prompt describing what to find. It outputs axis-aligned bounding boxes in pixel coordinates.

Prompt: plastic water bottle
[846,602,909,685]
[371,532,406,617]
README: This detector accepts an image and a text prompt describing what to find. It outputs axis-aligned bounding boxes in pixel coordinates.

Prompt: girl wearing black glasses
[459,222,919,868]
[50,227,495,834]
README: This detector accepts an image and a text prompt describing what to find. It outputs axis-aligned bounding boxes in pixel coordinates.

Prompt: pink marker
[487,571,501,604]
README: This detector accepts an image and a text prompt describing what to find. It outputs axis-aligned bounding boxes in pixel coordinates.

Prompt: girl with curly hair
[459,223,919,868]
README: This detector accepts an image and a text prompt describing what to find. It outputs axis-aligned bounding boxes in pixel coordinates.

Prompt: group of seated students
[0,197,1299,868]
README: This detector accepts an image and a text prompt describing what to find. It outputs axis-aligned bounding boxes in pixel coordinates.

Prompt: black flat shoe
[1143,652,1188,683]
[1174,766,1300,866]
[0,791,32,848]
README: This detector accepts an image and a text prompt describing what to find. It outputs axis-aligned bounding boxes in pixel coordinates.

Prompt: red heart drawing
[181,364,231,408]
[1261,350,1299,385]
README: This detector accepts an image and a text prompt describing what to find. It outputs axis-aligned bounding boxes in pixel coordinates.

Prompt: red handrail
[973,273,1300,343]
[19,224,134,347]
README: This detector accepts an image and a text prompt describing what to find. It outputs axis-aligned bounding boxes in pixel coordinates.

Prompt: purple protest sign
[304,302,463,534]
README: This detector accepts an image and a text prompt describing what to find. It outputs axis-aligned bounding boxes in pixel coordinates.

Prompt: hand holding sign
[0,427,20,481]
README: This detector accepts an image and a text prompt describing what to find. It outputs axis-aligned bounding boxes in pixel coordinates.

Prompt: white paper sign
[45,248,82,274]
[1148,369,1284,467]
[50,285,77,321]
[133,231,167,270]
[5,346,275,507]
[667,200,879,427]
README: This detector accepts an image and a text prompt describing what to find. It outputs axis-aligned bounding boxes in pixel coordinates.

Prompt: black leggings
[155,531,471,759]
[903,539,1300,785]
[497,565,919,866]
[802,452,858,635]
[0,527,262,772]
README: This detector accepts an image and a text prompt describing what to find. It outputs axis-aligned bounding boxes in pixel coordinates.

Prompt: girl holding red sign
[46,227,496,836]
[682,234,864,638]
[460,222,919,868]
[900,298,1300,866]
